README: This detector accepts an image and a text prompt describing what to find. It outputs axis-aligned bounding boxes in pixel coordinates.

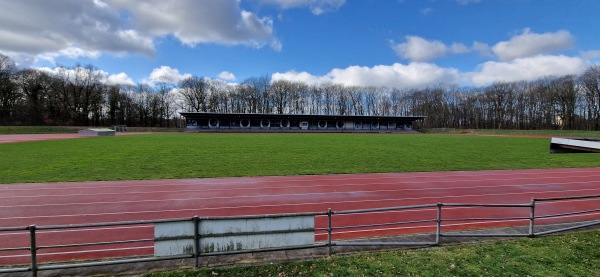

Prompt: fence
[1,194,599,276]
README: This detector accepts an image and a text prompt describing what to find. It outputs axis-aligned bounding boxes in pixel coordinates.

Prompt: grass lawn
[0,126,83,134]
[0,133,598,184]
[144,230,600,277]
[418,128,600,137]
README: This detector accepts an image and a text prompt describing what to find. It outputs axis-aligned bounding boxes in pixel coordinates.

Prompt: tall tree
[579,66,600,130]
[0,54,18,124]
[49,65,105,125]
[16,69,52,125]
[179,76,208,112]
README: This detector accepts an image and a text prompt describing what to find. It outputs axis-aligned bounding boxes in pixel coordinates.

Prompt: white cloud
[450,43,470,54]
[147,66,192,84]
[272,70,329,85]
[260,0,346,15]
[38,66,135,86]
[218,71,237,81]
[393,36,470,62]
[393,36,447,62]
[468,55,588,85]
[107,72,135,86]
[108,0,278,49]
[393,30,578,66]
[274,63,460,89]
[37,47,102,65]
[580,50,600,61]
[472,41,493,57]
[0,1,155,61]
[0,0,280,64]
[275,54,591,89]
[492,29,574,61]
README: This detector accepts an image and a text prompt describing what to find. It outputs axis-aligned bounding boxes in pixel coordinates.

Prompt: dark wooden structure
[180,112,425,132]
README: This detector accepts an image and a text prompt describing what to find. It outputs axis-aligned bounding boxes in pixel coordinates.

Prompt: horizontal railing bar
[442,217,529,222]
[534,221,600,236]
[200,228,314,238]
[38,254,194,271]
[442,203,532,208]
[332,219,437,231]
[0,246,30,252]
[202,212,326,220]
[34,212,326,231]
[154,235,194,242]
[534,194,600,202]
[441,233,530,238]
[535,208,600,219]
[36,218,191,230]
[333,204,437,215]
[199,243,328,256]
[334,241,436,247]
[38,238,154,250]
[0,226,30,232]
[0,267,31,273]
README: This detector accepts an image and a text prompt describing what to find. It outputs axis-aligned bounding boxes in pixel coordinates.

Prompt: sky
[2,0,600,89]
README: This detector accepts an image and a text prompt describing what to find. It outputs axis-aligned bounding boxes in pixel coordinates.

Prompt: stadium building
[180,112,425,132]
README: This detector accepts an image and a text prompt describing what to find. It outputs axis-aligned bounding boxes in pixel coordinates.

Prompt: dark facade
[180,112,425,132]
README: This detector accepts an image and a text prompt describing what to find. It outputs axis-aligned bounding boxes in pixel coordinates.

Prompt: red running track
[1,168,599,265]
[0,132,152,144]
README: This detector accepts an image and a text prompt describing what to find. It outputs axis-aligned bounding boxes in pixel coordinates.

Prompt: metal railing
[1,195,599,276]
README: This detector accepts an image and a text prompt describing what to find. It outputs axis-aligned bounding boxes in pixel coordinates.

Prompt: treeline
[1,54,600,130]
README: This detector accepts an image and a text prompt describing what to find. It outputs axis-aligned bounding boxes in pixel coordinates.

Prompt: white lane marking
[2,168,599,192]
[1,180,599,211]
[1,187,598,221]
[0,172,600,199]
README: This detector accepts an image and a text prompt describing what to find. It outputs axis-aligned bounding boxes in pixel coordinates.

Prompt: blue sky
[2,0,599,89]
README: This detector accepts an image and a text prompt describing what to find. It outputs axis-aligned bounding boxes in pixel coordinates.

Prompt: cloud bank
[273,29,593,88]
[0,0,283,66]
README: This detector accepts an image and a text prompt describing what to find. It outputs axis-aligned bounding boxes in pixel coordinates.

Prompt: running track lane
[1,168,599,265]
[0,132,152,144]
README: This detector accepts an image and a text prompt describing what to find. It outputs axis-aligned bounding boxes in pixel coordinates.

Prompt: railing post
[436,203,442,245]
[327,208,332,256]
[29,225,37,277]
[193,216,200,267]
[529,199,536,237]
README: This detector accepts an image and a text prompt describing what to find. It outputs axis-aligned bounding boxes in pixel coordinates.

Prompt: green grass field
[0,133,598,184]
[145,230,600,277]
[422,128,600,137]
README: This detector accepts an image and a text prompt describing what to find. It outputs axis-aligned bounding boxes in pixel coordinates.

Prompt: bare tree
[241,75,270,113]
[269,80,291,114]
[16,69,52,125]
[579,66,600,130]
[49,65,105,125]
[178,76,208,112]
[0,54,18,124]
